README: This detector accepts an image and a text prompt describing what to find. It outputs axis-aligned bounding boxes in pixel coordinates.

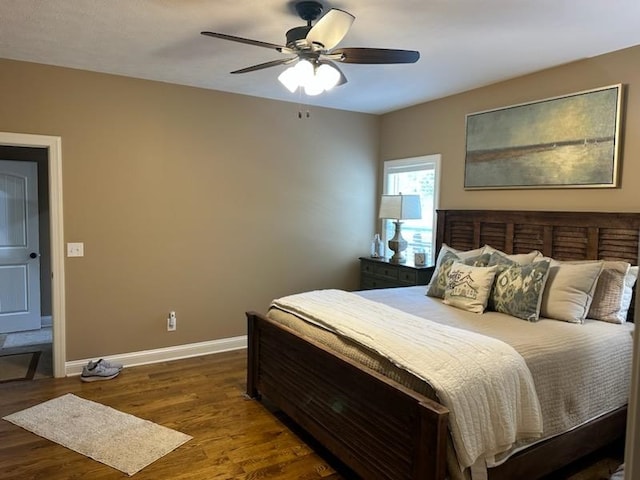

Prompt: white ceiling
[1,0,639,114]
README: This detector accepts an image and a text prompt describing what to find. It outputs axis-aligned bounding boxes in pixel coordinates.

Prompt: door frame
[0,132,65,377]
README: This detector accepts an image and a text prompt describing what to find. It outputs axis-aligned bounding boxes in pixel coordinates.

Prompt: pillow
[589,262,638,323]
[490,260,551,321]
[539,260,604,323]
[427,251,491,298]
[624,266,639,318]
[483,246,542,265]
[436,243,486,262]
[431,244,486,277]
[443,263,499,314]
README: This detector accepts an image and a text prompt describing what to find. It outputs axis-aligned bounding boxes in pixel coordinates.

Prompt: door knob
[29,252,38,259]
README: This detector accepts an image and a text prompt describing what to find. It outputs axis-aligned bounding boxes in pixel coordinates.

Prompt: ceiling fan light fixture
[278,59,340,95]
[278,59,314,93]
[278,59,315,92]
[277,67,300,93]
[294,59,315,83]
[316,63,340,91]
[303,74,325,96]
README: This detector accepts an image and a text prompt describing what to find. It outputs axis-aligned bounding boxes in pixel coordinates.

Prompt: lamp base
[388,221,407,264]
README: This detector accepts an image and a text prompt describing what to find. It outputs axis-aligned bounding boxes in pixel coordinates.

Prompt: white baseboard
[65,335,247,376]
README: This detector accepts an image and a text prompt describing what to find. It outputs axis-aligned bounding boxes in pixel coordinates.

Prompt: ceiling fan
[201,0,420,96]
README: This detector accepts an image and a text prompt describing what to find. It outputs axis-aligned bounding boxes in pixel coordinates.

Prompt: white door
[0,160,41,333]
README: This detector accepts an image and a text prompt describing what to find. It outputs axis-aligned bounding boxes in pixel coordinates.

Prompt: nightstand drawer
[374,264,399,280]
[361,262,376,275]
[398,270,417,284]
[361,275,398,290]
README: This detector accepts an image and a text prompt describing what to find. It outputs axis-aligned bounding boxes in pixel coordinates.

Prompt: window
[382,155,441,264]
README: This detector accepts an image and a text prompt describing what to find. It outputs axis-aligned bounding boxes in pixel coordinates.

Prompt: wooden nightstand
[359,257,435,290]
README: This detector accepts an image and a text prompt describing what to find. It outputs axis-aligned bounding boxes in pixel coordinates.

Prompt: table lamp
[378,194,422,264]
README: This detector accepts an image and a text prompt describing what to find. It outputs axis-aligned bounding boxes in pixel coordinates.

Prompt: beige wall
[0,59,379,360]
[380,44,640,213]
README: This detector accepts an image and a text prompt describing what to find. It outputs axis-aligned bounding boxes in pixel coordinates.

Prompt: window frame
[381,154,441,265]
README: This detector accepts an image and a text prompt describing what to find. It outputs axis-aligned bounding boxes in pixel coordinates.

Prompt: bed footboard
[246,311,450,480]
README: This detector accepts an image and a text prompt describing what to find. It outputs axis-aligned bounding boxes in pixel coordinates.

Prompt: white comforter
[271,289,543,469]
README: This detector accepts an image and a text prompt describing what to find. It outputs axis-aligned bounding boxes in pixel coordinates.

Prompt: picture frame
[464,84,623,189]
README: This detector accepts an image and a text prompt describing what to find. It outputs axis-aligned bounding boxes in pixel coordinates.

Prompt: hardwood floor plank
[0,350,623,479]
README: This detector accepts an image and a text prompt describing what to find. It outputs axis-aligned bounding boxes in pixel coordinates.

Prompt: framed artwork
[464,84,623,189]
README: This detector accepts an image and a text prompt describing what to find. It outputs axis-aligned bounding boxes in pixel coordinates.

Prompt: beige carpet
[2,393,192,476]
[0,351,41,383]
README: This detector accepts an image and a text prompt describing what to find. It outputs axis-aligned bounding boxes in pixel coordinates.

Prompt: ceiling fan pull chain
[296,88,310,119]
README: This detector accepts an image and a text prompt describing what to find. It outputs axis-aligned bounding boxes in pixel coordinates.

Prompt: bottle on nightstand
[371,233,384,258]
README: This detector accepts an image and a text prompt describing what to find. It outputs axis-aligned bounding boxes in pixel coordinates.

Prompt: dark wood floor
[0,350,623,479]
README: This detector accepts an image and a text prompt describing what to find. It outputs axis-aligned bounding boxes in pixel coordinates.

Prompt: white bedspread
[271,289,543,469]
[358,285,634,466]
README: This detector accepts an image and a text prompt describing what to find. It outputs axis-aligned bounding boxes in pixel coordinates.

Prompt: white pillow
[540,260,604,323]
[443,263,498,314]
[483,245,542,265]
[589,262,638,323]
[623,266,639,320]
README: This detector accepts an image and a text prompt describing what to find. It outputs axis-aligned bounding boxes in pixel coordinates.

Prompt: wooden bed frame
[247,209,640,480]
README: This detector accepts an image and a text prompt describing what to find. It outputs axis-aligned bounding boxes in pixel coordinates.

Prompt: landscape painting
[464,84,622,189]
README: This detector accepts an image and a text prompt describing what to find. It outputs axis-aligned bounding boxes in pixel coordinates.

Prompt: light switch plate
[67,242,84,257]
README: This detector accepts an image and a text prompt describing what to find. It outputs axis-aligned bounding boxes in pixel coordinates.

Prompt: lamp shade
[378,194,422,220]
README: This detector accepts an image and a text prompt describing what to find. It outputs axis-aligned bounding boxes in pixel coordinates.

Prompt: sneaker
[80,362,120,382]
[88,358,123,371]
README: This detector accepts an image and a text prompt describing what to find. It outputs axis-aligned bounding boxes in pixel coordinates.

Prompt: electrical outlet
[67,242,84,257]
[167,311,176,331]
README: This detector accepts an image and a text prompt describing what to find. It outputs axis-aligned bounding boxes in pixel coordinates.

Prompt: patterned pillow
[427,251,491,298]
[429,244,486,286]
[539,260,604,324]
[443,263,499,314]
[589,262,638,323]
[435,243,486,264]
[489,258,551,321]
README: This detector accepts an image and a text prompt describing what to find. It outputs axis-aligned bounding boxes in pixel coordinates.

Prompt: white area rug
[2,393,192,476]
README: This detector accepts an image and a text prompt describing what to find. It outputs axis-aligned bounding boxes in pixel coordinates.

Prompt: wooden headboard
[435,209,640,322]
[436,210,640,264]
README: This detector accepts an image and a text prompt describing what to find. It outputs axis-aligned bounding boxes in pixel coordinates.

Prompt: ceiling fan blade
[306,9,355,50]
[201,31,293,54]
[230,58,297,74]
[332,48,420,64]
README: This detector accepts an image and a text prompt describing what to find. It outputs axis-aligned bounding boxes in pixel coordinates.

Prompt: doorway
[0,152,51,378]
[0,132,65,378]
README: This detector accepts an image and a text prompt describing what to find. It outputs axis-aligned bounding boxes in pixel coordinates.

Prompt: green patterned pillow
[489,259,551,321]
[427,251,490,298]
